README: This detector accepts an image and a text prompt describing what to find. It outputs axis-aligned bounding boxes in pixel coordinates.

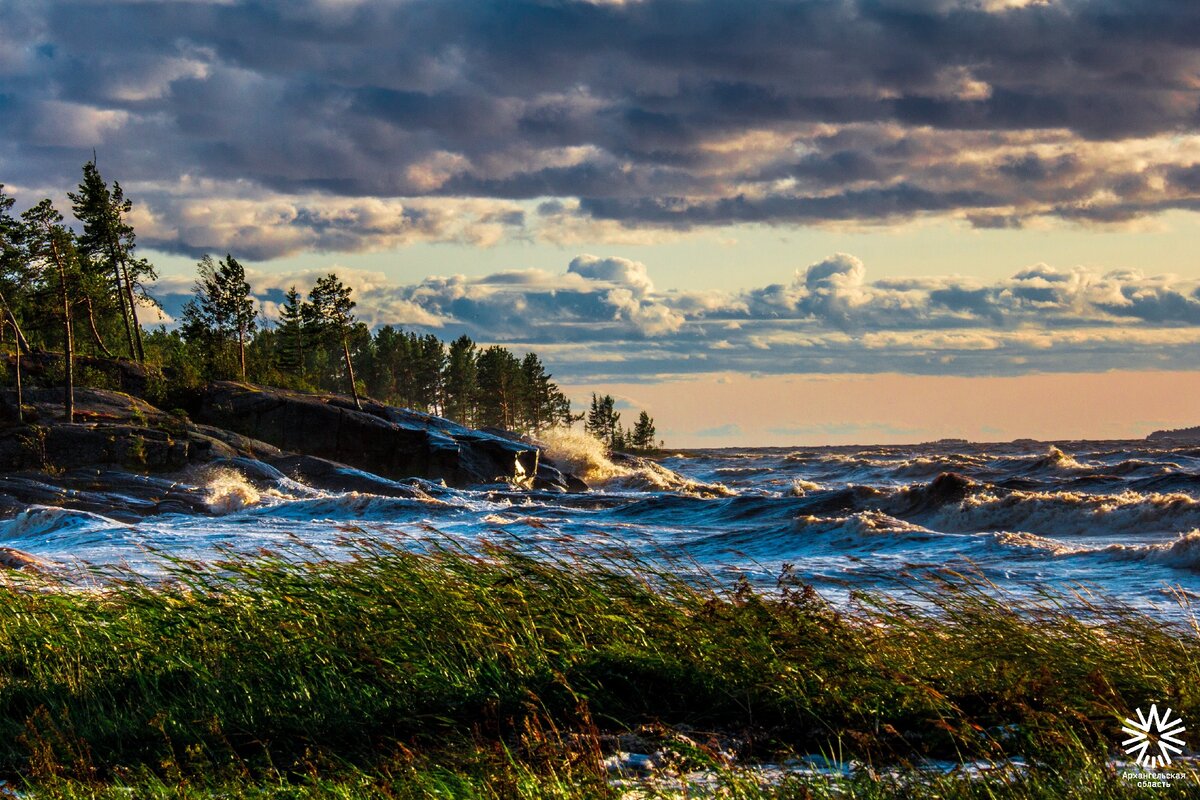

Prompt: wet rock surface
[0,382,586,524]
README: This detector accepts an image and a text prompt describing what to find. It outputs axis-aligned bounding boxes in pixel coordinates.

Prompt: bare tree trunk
[84,295,115,358]
[0,290,30,355]
[50,241,74,422]
[120,258,144,362]
[3,315,22,422]
[13,322,21,423]
[238,326,247,381]
[341,331,362,411]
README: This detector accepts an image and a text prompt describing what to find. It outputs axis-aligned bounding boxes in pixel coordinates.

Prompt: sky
[4,0,1200,445]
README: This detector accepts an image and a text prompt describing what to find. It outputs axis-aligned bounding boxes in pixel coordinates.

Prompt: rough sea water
[5,430,1200,620]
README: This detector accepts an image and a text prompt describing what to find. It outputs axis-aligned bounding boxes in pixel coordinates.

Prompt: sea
[5,429,1200,620]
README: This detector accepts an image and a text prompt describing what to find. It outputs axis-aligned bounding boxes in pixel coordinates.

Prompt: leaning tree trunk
[238,326,247,382]
[3,314,22,422]
[119,258,145,362]
[0,290,30,355]
[109,249,135,360]
[341,330,362,411]
[13,322,21,423]
[84,295,115,358]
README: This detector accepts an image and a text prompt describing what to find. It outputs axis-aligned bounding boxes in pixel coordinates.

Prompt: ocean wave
[1088,530,1200,571]
[714,466,775,476]
[989,531,1076,556]
[1024,445,1089,474]
[0,506,128,541]
[918,486,1200,536]
[240,491,458,524]
[887,454,988,478]
[682,510,941,561]
[795,510,940,544]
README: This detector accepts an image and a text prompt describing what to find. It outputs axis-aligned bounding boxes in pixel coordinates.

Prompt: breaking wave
[0,506,127,542]
[202,468,264,514]
[538,427,733,496]
[917,487,1200,537]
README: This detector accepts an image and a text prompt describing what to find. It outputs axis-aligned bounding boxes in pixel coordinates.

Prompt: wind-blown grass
[0,538,1197,797]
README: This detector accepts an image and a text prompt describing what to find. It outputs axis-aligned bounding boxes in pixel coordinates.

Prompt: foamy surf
[4,436,1200,617]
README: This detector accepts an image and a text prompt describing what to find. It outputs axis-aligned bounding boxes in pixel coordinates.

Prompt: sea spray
[537,427,734,496]
[202,467,263,514]
[788,479,823,496]
[537,427,628,483]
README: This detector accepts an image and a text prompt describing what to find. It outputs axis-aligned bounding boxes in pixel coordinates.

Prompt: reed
[0,537,1195,797]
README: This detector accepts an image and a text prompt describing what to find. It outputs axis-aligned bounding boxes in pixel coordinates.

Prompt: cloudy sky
[5,0,1200,445]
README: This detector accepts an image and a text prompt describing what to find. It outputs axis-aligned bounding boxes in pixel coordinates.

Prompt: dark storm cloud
[4,0,1200,251]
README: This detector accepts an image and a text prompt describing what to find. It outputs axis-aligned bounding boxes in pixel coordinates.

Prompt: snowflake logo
[1121,705,1187,768]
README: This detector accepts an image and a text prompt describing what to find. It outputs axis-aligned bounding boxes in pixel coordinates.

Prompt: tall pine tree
[275,286,306,376]
[21,199,80,421]
[181,254,258,380]
[69,161,156,362]
[442,335,478,426]
[305,274,362,410]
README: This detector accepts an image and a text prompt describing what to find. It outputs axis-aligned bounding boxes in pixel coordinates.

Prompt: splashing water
[537,427,633,483]
[789,479,823,496]
[203,468,262,514]
[537,427,732,495]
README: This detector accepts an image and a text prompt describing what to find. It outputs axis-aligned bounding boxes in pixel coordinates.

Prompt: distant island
[1146,426,1200,442]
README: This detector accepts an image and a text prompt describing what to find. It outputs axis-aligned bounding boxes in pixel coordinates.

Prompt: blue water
[4,438,1200,618]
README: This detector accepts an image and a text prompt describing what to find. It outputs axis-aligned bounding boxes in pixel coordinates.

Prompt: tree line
[175,263,581,432]
[0,162,661,448]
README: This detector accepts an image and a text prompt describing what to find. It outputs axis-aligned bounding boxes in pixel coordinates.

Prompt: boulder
[195,382,541,488]
[0,388,275,474]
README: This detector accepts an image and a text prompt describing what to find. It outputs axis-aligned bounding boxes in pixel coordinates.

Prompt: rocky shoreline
[0,381,587,565]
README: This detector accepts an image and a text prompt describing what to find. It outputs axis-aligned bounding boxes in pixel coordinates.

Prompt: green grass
[0,538,1197,797]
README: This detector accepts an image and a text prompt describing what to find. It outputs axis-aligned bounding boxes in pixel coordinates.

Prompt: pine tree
[631,410,657,451]
[69,161,156,362]
[306,274,362,410]
[276,286,306,377]
[585,394,620,447]
[0,185,30,355]
[370,325,403,403]
[611,423,627,452]
[475,346,523,429]
[225,255,256,380]
[442,335,478,426]
[21,199,80,421]
[181,254,258,380]
[419,334,446,413]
